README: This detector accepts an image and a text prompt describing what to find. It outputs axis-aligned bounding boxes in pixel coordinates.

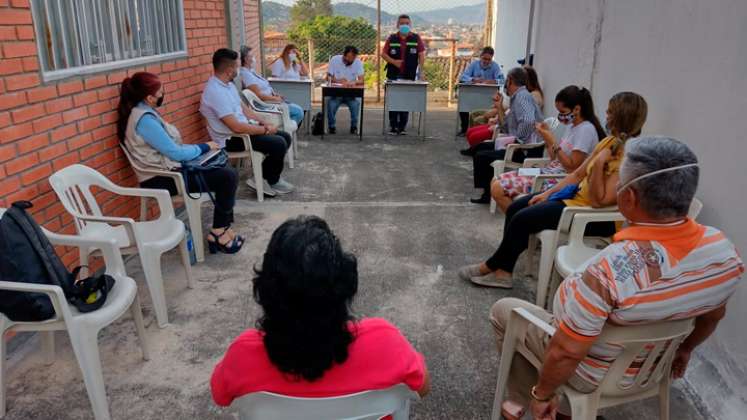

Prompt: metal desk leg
[321,96,326,140]
[359,96,364,141]
[382,87,387,137]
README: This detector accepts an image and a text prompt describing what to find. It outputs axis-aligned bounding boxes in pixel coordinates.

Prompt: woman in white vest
[117,72,244,254]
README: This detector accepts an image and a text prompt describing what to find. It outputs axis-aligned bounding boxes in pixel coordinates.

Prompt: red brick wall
[0,0,257,267]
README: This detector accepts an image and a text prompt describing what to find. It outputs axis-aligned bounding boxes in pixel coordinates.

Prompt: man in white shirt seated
[200,48,294,197]
[326,46,365,135]
[238,46,304,126]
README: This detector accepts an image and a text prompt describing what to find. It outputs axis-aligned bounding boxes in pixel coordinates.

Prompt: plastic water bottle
[186,229,197,265]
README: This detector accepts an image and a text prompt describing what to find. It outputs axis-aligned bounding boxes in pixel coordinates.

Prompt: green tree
[289,0,332,27]
[288,15,376,64]
[421,61,449,91]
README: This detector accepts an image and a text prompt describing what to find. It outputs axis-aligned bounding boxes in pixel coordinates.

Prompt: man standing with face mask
[381,14,426,135]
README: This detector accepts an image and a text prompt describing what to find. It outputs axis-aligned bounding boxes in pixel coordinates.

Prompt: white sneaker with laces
[271,178,295,194]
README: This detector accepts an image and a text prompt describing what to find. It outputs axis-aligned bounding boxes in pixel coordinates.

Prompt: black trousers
[473,141,544,190]
[459,112,470,133]
[226,131,291,185]
[141,166,238,229]
[389,111,409,131]
[485,194,617,272]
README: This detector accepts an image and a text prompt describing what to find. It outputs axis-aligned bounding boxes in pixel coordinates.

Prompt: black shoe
[389,127,398,135]
[328,127,336,134]
[397,128,407,136]
[470,194,491,204]
[460,147,475,157]
[457,131,467,137]
[350,126,357,134]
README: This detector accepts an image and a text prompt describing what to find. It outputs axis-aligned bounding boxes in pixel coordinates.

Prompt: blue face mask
[399,25,411,35]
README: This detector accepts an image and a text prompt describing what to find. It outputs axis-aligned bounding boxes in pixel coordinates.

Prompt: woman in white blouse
[269,44,309,80]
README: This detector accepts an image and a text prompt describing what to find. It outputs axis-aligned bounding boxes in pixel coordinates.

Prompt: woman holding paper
[490,86,605,213]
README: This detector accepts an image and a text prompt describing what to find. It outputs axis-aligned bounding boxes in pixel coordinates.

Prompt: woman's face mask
[557,111,573,124]
[288,53,297,62]
[156,93,165,107]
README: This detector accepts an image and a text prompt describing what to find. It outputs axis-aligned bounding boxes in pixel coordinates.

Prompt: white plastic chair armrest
[567,212,625,247]
[557,206,619,233]
[513,307,557,336]
[45,231,127,277]
[0,281,69,321]
[229,133,255,154]
[523,158,552,168]
[77,215,138,245]
[87,178,176,221]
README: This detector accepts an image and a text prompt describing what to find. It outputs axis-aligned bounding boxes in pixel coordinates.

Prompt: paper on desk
[517,168,542,177]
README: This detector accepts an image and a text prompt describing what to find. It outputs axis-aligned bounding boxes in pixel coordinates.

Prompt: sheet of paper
[518,168,542,177]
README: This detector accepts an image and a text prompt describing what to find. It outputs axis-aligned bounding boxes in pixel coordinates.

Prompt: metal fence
[259,0,490,104]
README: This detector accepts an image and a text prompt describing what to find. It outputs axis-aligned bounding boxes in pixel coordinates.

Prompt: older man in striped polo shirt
[490,136,744,419]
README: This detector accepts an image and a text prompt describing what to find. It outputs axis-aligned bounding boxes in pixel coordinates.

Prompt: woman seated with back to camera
[458,91,648,288]
[117,71,244,254]
[491,86,606,213]
[211,216,430,407]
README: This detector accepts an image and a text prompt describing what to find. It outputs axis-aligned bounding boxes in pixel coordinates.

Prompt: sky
[266,0,485,13]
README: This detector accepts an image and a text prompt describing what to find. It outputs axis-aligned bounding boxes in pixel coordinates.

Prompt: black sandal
[207,227,244,254]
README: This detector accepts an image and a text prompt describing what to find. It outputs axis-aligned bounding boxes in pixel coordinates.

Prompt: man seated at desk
[326,46,365,135]
[458,46,505,136]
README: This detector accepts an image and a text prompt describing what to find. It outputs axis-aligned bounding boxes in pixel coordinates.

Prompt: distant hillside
[262,1,483,28]
[415,4,485,25]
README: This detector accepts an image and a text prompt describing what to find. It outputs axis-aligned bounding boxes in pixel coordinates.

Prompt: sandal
[207,227,244,254]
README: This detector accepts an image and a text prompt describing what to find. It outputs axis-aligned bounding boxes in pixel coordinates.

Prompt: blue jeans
[287,102,304,126]
[327,97,360,129]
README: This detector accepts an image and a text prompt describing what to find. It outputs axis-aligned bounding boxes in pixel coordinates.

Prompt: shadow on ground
[3,109,706,419]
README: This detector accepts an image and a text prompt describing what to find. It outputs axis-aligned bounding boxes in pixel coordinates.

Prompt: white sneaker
[246,178,276,197]
[270,178,295,194]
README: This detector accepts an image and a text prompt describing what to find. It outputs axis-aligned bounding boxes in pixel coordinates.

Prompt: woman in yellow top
[458,92,648,288]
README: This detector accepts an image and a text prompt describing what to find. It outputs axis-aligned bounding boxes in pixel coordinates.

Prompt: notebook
[199,149,221,165]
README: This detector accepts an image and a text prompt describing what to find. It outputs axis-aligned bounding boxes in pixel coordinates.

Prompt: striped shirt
[552,221,744,386]
[502,86,543,144]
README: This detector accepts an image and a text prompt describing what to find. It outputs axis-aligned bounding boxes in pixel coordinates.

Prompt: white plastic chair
[241,88,298,168]
[0,208,150,420]
[234,383,419,420]
[227,133,268,202]
[490,307,694,420]
[48,164,193,328]
[120,145,209,263]
[551,198,705,305]
[489,117,565,213]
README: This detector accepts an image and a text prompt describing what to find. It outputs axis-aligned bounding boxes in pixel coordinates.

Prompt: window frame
[30,0,188,83]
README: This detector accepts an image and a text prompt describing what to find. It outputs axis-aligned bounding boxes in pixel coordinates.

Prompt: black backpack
[0,201,115,321]
[311,112,324,136]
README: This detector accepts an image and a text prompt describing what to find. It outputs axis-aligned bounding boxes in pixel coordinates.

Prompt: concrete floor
[3,108,708,419]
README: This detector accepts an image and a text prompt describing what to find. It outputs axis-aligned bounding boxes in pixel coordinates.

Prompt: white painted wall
[491,0,532,74]
[495,0,747,417]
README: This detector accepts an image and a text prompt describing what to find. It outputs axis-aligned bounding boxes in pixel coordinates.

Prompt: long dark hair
[555,85,606,140]
[253,216,359,381]
[523,65,543,99]
[116,72,161,142]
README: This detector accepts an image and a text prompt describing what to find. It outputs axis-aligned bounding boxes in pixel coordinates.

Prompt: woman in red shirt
[211,216,430,407]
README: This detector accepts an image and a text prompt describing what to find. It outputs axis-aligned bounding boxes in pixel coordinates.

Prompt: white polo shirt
[239,67,275,96]
[327,55,364,82]
[199,76,249,146]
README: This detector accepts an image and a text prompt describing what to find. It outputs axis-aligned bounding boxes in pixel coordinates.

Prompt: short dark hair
[343,45,359,56]
[481,46,495,56]
[212,48,238,71]
[506,67,528,87]
[398,14,411,23]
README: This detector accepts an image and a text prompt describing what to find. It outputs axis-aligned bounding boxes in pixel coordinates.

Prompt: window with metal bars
[30,0,187,81]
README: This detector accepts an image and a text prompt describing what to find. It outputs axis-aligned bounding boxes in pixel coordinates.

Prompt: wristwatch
[530,385,554,402]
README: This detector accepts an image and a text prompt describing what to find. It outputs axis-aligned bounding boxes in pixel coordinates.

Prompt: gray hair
[506,67,528,87]
[620,136,699,219]
[240,45,252,66]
